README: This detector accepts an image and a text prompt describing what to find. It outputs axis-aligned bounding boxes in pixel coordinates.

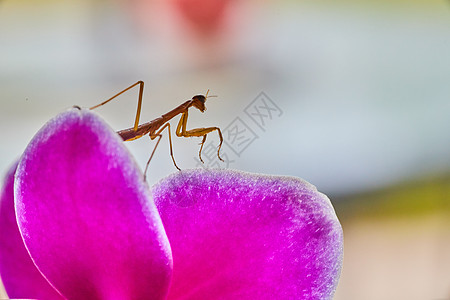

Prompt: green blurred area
[335,172,450,220]
[333,173,450,300]
[304,0,444,5]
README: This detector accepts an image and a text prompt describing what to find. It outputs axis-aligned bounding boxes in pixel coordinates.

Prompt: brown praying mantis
[88,81,224,178]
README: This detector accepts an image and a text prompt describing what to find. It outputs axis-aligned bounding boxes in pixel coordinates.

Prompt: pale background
[0,0,449,299]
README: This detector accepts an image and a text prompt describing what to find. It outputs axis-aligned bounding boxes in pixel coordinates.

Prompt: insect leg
[176,111,224,163]
[89,81,145,131]
[198,135,207,163]
[145,123,180,179]
[143,134,162,181]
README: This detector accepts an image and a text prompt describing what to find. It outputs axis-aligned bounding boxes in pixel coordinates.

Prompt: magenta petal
[0,162,63,299]
[152,169,343,300]
[15,109,172,300]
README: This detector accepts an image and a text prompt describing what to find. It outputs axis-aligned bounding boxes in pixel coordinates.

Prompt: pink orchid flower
[0,109,343,299]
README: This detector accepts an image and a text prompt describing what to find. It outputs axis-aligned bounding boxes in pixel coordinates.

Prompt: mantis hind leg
[89,81,144,132]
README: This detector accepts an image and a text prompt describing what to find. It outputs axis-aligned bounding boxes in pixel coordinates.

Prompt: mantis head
[192,90,217,113]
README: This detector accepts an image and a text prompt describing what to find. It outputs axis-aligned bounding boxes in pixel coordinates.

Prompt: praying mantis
[88,81,224,178]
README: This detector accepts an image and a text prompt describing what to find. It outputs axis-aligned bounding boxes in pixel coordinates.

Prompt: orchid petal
[0,162,63,299]
[14,109,172,300]
[152,169,343,300]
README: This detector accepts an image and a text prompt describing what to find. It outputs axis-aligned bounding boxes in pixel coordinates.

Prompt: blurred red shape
[172,0,232,34]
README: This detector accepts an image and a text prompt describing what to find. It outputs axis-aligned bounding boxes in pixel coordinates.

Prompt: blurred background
[0,0,449,299]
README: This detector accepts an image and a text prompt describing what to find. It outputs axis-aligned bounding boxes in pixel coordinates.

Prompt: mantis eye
[192,95,206,103]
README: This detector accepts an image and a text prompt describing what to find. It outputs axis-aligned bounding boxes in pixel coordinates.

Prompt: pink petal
[152,169,343,300]
[14,109,172,300]
[0,162,63,299]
